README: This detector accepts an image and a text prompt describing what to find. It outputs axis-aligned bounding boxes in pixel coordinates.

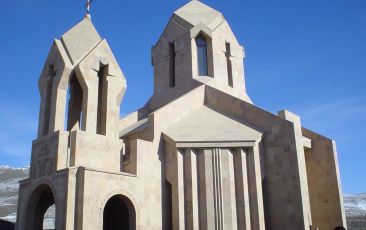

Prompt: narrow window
[225,42,233,87]
[97,65,108,135]
[66,73,83,131]
[42,65,56,136]
[196,35,208,76]
[169,42,176,88]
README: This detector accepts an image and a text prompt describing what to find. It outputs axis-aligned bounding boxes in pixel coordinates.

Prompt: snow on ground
[1,212,17,222]
[0,165,364,230]
[344,193,366,217]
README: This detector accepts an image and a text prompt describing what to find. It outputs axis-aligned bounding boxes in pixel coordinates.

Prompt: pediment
[163,106,262,147]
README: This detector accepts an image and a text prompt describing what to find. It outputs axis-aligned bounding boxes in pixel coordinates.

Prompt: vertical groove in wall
[217,148,223,230]
[212,148,223,230]
[192,150,199,230]
[212,148,218,230]
[197,149,208,229]
[228,149,238,230]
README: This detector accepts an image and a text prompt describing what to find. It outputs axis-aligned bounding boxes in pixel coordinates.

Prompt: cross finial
[85,0,93,15]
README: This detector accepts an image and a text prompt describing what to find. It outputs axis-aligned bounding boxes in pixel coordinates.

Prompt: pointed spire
[61,16,102,64]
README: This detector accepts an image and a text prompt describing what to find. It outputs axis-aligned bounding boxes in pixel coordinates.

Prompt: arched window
[196,35,208,76]
[97,64,108,135]
[66,73,83,132]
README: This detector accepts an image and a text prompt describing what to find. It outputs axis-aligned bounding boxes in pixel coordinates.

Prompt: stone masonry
[16,1,346,230]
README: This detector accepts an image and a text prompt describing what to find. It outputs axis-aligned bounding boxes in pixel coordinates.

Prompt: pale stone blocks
[17,1,346,230]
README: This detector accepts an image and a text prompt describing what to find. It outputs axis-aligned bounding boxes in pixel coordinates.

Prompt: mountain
[0,166,55,229]
[344,193,366,229]
[0,166,28,223]
[0,165,364,229]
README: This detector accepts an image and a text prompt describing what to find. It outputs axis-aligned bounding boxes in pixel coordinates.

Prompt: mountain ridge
[0,165,364,229]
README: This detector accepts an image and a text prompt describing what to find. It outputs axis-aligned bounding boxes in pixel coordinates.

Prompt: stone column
[247,146,265,230]
[233,148,251,230]
[172,149,185,230]
[183,149,199,230]
[197,149,215,230]
[221,149,238,230]
[279,110,312,228]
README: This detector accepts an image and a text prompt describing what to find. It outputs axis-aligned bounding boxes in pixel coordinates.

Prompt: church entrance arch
[25,184,56,230]
[103,194,136,230]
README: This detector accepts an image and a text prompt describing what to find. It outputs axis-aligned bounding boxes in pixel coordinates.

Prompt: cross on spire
[85,0,93,15]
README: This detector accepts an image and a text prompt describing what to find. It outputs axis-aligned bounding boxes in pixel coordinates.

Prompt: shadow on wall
[0,219,15,230]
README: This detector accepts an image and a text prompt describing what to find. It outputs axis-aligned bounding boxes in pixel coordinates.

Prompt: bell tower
[16,14,127,230]
[148,0,252,111]
[35,14,126,172]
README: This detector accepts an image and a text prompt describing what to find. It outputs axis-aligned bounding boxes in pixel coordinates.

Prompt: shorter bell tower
[16,14,127,230]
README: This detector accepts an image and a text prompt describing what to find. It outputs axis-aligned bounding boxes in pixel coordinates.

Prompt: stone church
[16,1,346,229]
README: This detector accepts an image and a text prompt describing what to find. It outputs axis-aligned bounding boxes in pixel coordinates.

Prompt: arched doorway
[103,195,136,230]
[25,184,56,230]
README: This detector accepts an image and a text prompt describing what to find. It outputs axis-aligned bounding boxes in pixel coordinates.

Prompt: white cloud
[284,97,366,156]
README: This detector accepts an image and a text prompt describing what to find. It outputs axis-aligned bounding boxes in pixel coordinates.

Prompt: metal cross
[85,0,93,14]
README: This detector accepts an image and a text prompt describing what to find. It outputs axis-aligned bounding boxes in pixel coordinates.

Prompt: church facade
[16,1,346,230]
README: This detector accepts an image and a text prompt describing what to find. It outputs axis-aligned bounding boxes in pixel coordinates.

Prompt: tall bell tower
[147,0,252,112]
[16,14,127,230]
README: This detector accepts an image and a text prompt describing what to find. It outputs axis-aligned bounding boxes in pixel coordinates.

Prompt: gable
[163,106,262,146]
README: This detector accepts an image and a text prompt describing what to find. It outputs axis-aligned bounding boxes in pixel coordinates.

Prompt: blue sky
[0,0,365,194]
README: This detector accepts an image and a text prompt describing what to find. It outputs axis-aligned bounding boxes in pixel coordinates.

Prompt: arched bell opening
[96,63,108,136]
[65,72,84,132]
[25,184,56,230]
[103,194,136,230]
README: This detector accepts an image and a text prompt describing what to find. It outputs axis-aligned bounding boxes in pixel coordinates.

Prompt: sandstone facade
[16,1,346,229]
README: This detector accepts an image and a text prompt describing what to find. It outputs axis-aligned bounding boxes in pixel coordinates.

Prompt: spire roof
[174,0,224,29]
[61,16,102,64]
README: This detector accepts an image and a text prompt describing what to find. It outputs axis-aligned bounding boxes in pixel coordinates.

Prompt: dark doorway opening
[103,195,136,230]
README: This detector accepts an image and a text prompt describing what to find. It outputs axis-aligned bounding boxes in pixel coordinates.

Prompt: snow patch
[0,165,29,171]
[358,201,366,211]
[1,212,16,222]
